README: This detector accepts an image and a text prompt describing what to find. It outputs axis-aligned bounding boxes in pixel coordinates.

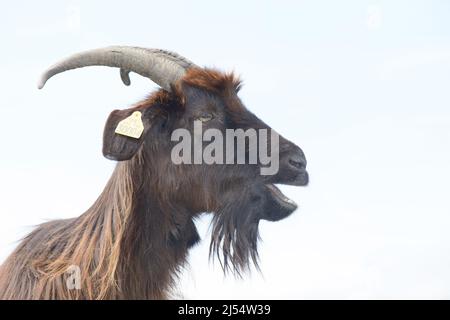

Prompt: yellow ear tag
[115,111,144,139]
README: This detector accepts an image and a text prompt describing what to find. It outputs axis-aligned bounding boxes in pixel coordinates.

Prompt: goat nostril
[289,159,305,170]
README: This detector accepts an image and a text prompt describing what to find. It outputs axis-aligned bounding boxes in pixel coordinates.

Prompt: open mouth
[265,184,298,210]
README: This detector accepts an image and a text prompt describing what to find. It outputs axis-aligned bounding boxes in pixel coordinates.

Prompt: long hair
[0,67,308,299]
[0,161,137,299]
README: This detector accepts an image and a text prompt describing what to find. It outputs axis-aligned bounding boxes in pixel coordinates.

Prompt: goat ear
[102,109,147,161]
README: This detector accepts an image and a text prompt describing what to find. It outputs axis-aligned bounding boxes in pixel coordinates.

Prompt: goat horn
[37,46,197,91]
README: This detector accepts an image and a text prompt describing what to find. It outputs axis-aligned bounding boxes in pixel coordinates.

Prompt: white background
[0,0,449,299]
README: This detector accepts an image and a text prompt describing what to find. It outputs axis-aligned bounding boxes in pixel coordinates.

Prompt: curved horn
[37,46,197,91]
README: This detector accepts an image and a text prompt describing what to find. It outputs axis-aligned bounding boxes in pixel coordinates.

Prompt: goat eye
[197,113,214,122]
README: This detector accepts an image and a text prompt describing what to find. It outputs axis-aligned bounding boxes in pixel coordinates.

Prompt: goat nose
[288,150,307,170]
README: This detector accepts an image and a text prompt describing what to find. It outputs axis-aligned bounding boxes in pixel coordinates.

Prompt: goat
[0,46,308,299]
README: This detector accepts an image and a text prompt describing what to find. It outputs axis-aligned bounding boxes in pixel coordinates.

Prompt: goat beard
[209,199,261,276]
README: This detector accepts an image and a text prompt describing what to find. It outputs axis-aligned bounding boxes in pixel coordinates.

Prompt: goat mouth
[265,184,298,211]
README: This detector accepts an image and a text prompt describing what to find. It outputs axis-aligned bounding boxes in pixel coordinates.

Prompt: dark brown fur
[0,68,308,299]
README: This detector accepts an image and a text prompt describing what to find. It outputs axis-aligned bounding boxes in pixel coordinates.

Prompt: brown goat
[0,47,308,299]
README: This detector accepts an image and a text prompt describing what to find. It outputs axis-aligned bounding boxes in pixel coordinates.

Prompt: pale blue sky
[1,0,449,298]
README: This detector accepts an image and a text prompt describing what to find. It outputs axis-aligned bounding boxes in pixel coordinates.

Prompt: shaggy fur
[0,68,308,299]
